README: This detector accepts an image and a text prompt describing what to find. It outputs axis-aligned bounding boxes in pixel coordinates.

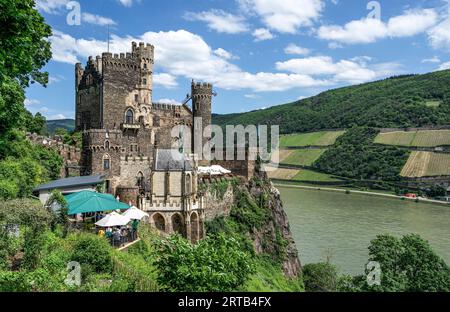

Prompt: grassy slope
[281,149,327,166]
[280,131,345,147]
[213,70,450,134]
[375,130,450,147]
[401,151,450,177]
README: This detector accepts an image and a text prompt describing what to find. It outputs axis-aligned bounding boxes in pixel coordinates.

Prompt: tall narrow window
[125,109,134,124]
[103,158,110,170]
[143,78,147,85]
[134,94,139,102]
[105,140,110,149]
[143,63,147,69]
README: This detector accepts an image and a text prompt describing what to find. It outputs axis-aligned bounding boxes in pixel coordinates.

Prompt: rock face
[203,173,302,279]
[248,176,301,278]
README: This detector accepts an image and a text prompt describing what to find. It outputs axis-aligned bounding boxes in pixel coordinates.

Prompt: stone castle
[75,42,214,242]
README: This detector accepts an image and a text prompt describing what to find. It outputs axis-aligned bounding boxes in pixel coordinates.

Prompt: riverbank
[274,183,450,207]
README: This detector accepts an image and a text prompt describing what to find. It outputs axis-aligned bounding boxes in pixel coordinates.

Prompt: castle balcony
[121,123,140,130]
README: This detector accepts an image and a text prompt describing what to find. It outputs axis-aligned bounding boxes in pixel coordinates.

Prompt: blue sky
[27,0,450,119]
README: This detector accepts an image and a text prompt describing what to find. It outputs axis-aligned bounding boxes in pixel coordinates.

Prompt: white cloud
[252,28,275,41]
[438,61,450,70]
[318,9,438,44]
[328,42,343,49]
[50,29,402,93]
[82,13,117,26]
[184,10,248,34]
[422,56,441,63]
[276,56,402,84]
[428,17,450,50]
[49,114,67,120]
[238,0,324,33]
[36,0,69,13]
[118,0,134,7]
[284,43,310,55]
[36,1,117,26]
[24,99,41,106]
[214,48,239,60]
[155,98,182,105]
[153,73,178,88]
[244,94,261,99]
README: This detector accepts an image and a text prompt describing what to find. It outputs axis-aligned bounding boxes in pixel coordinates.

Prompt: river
[279,187,450,275]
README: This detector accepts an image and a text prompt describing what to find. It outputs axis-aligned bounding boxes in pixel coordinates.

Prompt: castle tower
[191,81,212,166]
[131,41,154,107]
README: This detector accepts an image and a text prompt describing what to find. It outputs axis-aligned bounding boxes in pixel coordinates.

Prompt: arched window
[104,140,110,149]
[137,171,144,188]
[103,154,110,170]
[125,109,134,124]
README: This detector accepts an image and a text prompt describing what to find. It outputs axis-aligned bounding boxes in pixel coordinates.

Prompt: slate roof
[34,175,105,192]
[155,149,193,171]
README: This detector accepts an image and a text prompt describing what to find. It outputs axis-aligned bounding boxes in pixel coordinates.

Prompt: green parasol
[65,191,130,215]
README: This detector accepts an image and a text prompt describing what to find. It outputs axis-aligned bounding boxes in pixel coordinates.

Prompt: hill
[46,119,75,134]
[213,70,450,134]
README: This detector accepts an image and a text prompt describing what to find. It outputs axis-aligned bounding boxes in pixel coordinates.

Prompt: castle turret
[132,42,154,105]
[191,81,212,165]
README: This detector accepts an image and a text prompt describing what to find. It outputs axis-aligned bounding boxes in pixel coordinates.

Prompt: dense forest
[313,127,409,181]
[213,71,450,134]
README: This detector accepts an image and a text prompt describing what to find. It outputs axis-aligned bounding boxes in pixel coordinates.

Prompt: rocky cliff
[202,170,301,279]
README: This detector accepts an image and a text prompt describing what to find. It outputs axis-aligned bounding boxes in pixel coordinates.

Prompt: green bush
[70,233,113,274]
[242,258,304,292]
[302,262,339,292]
[230,188,269,232]
[154,233,254,291]
[0,271,31,292]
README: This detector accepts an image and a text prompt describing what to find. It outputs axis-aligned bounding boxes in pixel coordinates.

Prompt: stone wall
[119,156,151,190]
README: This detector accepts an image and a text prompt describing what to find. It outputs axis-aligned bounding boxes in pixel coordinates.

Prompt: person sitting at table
[112,228,122,247]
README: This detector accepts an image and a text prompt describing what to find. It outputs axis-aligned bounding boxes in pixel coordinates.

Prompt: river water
[279,187,450,275]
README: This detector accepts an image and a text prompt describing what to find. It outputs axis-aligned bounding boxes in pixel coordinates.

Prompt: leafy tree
[46,190,69,237]
[0,0,52,87]
[313,127,409,181]
[362,234,450,292]
[24,111,47,135]
[302,262,339,292]
[0,157,43,198]
[0,199,52,269]
[425,185,447,198]
[54,127,68,136]
[154,233,254,291]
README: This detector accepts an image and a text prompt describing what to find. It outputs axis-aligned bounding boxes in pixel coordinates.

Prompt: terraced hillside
[280,131,345,147]
[401,151,450,177]
[375,130,450,147]
[279,149,327,167]
[267,167,343,183]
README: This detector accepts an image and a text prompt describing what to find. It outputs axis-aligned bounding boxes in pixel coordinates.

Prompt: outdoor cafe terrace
[63,190,148,248]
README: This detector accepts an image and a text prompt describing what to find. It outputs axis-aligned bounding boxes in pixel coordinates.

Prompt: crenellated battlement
[191,81,213,97]
[120,155,151,162]
[132,41,154,62]
[152,103,183,111]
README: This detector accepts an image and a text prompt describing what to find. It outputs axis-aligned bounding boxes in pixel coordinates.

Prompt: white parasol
[95,212,131,227]
[122,206,149,220]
